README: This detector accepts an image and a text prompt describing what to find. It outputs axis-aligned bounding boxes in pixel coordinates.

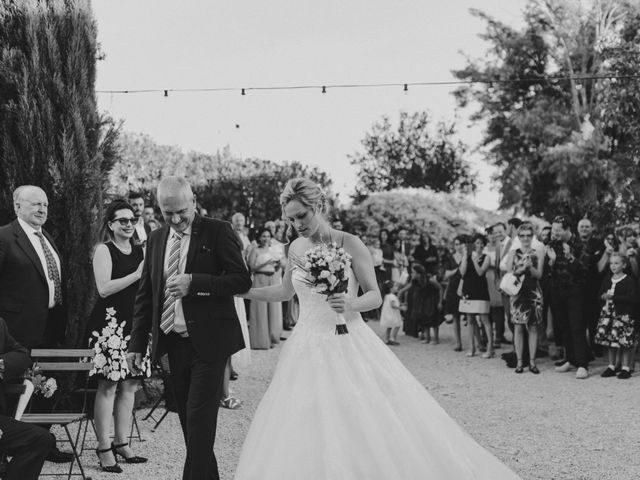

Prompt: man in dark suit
[0,317,55,480]
[129,191,152,246]
[0,185,72,463]
[127,177,251,480]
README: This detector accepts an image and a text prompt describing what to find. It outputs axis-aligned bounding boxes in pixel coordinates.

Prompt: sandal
[220,396,242,410]
[529,364,540,375]
[515,366,524,374]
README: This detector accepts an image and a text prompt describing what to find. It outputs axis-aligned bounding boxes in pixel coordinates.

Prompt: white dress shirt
[18,218,61,308]
[134,220,147,243]
[163,226,192,335]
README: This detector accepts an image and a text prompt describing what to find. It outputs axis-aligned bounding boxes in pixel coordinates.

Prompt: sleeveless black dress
[87,242,144,380]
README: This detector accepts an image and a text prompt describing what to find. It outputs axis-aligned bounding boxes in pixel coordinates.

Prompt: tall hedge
[0,0,119,348]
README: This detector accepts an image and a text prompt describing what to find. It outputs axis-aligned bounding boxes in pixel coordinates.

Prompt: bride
[236,178,521,479]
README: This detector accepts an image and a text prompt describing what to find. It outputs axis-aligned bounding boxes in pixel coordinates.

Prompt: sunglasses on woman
[111,217,139,226]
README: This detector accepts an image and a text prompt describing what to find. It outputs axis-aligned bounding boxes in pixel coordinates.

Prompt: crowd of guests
[1,182,638,478]
[365,217,640,381]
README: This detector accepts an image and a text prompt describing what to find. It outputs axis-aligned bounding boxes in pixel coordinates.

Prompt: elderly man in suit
[0,185,71,463]
[128,176,251,480]
[0,317,55,480]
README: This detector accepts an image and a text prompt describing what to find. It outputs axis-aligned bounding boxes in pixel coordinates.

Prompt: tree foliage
[0,1,119,349]
[349,111,476,202]
[343,189,502,245]
[111,132,333,227]
[454,0,640,226]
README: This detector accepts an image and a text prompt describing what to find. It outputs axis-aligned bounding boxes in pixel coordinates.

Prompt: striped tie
[34,231,62,305]
[160,232,183,334]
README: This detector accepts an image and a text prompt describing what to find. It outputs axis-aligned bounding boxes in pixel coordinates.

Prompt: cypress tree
[0,0,119,348]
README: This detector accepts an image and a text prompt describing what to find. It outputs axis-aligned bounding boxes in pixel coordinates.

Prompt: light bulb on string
[164,90,168,97]
[322,86,326,94]
[403,84,408,93]
[241,88,245,96]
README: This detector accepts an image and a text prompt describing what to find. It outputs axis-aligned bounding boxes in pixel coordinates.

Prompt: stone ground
[47,320,640,480]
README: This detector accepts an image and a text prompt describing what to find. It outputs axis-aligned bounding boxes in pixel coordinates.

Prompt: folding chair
[143,354,174,431]
[20,348,94,480]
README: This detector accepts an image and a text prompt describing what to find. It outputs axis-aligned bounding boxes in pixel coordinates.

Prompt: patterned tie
[160,232,183,334]
[33,231,62,305]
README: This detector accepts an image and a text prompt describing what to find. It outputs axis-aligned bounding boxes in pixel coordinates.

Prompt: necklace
[112,240,132,254]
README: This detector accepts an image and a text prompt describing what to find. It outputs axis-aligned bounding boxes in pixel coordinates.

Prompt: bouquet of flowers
[25,367,57,398]
[90,307,151,381]
[297,242,352,334]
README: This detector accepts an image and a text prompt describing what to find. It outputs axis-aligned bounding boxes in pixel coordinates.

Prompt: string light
[96,74,640,96]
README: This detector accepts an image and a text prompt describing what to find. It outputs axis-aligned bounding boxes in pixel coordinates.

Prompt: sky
[92,0,527,209]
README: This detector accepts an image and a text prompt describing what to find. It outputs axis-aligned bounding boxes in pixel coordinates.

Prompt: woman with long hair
[87,199,148,473]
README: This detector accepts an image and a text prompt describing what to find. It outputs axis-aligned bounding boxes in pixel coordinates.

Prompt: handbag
[499,272,522,296]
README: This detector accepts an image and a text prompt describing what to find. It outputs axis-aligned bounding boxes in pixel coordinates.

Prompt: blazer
[0,219,63,349]
[0,317,32,416]
[130,214,252,363]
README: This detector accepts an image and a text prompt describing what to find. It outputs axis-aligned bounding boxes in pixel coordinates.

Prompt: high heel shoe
[96,446,123,473]
[529,364,540,374]
[111,442,148,464]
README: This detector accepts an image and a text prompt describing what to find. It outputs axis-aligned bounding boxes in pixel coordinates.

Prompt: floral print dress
[595,274,638,349]
[509,249,543,327]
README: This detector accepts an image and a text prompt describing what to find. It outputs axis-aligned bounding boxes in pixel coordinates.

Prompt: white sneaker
[554,361,573,373]
[575,367,589,379]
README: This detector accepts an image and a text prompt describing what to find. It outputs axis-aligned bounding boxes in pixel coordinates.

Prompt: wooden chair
[20,348,94,480]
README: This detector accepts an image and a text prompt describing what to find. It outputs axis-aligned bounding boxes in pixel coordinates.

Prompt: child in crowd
[596,252,639,379]
[380,281,402,345]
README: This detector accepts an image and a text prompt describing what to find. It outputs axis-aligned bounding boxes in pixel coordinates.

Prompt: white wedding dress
[234,267,521,479]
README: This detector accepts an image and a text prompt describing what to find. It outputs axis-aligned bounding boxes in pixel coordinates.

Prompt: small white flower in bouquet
[297,242,352,334]
[90,307,151,380]
[25,367,57,398]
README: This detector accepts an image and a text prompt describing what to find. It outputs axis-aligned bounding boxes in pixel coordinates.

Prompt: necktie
[34,231,62,305]
[160,232,184,334]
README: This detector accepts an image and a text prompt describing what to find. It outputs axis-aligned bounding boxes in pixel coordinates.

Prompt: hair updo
[280,178,327,215]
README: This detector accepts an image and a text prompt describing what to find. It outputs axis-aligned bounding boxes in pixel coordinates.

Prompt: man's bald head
[13,185,49,229]
[157,177,196,233]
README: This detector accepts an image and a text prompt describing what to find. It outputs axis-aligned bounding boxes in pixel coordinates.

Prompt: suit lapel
[185,214,202,272]
[155,226,171,285]
[12,220,47,282]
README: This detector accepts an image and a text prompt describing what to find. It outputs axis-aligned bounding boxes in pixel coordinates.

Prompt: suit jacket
[130,214,252,363]
[0,318,32,416]
[0,219,64,349]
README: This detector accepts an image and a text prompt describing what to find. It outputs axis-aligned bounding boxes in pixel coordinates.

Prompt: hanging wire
[95,74,640,96]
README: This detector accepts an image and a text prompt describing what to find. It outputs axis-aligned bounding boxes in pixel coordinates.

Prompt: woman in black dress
[87,200,148,472]
[379,228,395,282]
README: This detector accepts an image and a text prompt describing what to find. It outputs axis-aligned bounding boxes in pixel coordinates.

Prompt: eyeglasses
[518,233,533,238]
[111,217,139,226]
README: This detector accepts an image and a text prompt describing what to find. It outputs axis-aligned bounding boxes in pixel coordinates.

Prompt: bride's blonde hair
[280,178,327,215]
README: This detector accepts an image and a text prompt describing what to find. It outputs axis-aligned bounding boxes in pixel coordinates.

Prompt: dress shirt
[164,226,192,335]
[17,218,61,308]
[134,220,147,243]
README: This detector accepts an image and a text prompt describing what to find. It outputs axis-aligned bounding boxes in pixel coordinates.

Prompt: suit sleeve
[129,239,154,354]
[189,223,252,299]
[0,320,31,381]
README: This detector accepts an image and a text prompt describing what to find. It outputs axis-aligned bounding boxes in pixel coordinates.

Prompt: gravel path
[54,320,640,480]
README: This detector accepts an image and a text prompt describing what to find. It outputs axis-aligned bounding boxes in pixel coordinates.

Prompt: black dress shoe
[554,359,567,367]
[47,446,75,463]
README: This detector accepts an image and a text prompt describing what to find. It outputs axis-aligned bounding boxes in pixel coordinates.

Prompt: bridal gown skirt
[234,269,521,480]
